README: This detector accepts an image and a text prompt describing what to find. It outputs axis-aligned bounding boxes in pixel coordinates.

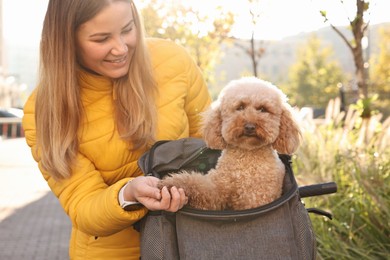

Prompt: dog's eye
[237,104,245,111]
[257,106,267,112]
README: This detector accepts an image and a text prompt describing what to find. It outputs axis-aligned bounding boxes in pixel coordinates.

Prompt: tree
[369,27,390,117]
[233,0,265,77]
[140,0,234,87]
[285,35,345,109]
[319,0,371,117]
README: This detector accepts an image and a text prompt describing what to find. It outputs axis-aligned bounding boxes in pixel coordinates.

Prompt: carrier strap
[306,208,333,220]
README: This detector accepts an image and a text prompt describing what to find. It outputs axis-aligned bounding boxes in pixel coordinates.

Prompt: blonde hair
[36,0,157,180]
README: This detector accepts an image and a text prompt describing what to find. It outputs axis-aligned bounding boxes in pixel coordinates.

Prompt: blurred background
[0,0,390,113]
[0,0,389,259]
[1,0,390,137]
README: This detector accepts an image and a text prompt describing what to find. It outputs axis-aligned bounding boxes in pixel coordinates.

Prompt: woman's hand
[124,176,187,212]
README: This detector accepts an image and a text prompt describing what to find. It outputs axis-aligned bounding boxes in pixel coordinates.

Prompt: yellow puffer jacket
[22,38,211,260]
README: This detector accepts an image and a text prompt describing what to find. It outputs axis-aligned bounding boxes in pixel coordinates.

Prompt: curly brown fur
[158,77,301,210]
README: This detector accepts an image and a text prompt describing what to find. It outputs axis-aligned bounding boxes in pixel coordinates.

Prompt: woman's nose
[111,37,128,55]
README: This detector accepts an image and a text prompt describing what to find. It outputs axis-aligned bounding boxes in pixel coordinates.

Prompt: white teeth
[108,57,126,63]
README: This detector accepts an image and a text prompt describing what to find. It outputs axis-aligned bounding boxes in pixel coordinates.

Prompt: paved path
[0,138,71,260]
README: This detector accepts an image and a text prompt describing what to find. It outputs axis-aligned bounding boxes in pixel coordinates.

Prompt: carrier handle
[146,140,171,178]
[298,182,337,198]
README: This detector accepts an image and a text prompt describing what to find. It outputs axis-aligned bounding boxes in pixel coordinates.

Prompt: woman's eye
[122,27,133,34]
[93,37,108,43]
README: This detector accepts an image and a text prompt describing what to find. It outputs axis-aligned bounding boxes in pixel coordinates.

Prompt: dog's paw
[157,172,189,189]
[157,177,176,189]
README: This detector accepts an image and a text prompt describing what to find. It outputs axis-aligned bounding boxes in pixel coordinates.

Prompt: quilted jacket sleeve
[22,93,148,237]
[148,38,212,140]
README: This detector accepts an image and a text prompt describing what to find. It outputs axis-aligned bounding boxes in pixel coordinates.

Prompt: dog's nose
[244,123,256,134]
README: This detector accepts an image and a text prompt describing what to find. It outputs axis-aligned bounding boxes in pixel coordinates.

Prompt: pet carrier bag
[137,137,336,260]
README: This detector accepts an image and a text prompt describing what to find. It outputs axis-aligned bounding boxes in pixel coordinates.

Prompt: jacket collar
[77,69,113,92]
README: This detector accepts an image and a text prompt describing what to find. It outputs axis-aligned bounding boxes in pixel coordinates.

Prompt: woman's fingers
[167,186,180,212]
[153,186,187,212]
[129,176,161,201]
[178,188,188,208]
[129,176,187,212]
[159,186,172,209]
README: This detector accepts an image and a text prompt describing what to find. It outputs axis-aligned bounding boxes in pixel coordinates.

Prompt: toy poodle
[158,77,301,210]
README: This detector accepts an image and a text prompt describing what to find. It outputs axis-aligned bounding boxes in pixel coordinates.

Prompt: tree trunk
[250,32,258,77]
[351,0,369,99]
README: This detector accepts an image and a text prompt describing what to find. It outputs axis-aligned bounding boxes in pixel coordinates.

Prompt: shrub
[294,98,390,259]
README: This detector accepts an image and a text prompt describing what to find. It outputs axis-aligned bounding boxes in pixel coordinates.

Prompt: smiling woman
[21,0,211,259]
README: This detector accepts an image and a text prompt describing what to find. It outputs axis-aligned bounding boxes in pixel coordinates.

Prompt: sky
[2,0,390,45]
[3,0,48,46]
[181,0,390,40]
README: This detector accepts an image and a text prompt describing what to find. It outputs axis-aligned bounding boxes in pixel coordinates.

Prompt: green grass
[294,98,390,260]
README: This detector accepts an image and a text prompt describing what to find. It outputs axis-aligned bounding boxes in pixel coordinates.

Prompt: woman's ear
[273,106,301,155]
[201,106,226,149]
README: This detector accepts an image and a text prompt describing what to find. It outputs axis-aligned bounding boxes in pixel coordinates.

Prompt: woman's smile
[105,56,127,63]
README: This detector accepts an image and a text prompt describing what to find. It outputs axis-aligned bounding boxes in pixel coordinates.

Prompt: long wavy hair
[36,0,157,180]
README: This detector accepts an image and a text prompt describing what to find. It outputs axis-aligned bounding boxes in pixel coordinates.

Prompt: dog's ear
[201,106,227,149]
[273,106,301,155]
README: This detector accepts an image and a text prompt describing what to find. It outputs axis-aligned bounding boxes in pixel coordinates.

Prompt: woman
[22,0,211,259]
